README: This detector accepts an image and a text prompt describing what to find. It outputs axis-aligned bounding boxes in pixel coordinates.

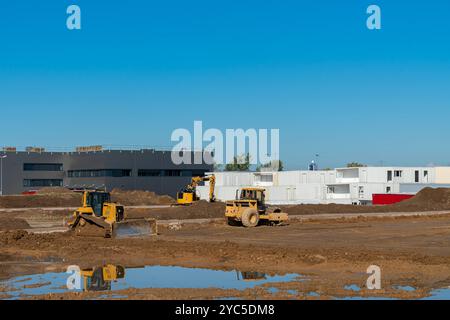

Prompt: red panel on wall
[372,193,415,205]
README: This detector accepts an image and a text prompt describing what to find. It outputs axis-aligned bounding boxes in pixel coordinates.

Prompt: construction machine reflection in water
[1,265,300,298]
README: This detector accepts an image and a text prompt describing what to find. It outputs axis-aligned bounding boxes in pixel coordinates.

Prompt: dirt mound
[0,189,175,209]
[0,193,81,209]
[111,189,175,206]
[127,201,226,220]
[0,230,30,244]
[279,203,383,215]
[392,188,450,211]
[37,187,73,195]
[0,218,30,231]
[281,188,450,215]
[0,230,67,247]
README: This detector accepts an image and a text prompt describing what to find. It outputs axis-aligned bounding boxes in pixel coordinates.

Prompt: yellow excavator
[81,265,125,292]
[68,190,157,238]
[176,174,216,205]
[225,188,289,227]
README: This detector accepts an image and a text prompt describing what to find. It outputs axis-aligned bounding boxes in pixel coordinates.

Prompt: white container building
[197,167,450,205]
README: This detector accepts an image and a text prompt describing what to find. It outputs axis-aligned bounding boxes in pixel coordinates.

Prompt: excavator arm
[206,175,216,202]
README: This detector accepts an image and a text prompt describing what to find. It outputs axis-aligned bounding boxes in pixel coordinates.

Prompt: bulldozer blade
[70,214,113,238]
[113,219,158,238]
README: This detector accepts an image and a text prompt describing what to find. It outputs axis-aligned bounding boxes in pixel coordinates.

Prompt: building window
[387,170,392,182]
[24,163,63,171]
[415,170,419,183]
[386,186,391,193]
[259,174,274,183]
[138,169,206,177]
[394,170,402,178]
[138,170,162,177]
[191,171,208,177]
[164,170,182,177]
[358,186,364,198]
[67,169,132,178]
[23,179,63,187]
[327,186,335,194]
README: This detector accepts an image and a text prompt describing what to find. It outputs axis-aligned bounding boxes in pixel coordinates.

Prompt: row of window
[68,170,133,178]
[138,170,206,177]
[23,163,206,178]
[67,169,206,178]
[23,179,63,187]
[24,163,63,171]
[386,170,428,183]
[22,170,206,187]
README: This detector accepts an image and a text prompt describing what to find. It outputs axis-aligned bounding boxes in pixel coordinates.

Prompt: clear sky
[1,1,450,169]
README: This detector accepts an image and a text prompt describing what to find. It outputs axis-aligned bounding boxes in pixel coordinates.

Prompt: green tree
[346,162,366,168]
[224,154,251,171]
[256,160,284,172]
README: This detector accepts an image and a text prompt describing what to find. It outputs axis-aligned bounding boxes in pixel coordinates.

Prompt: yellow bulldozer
[81,264,125,292]
[225,188,289,227]
[176,174,215,205]
[68,190,157,238]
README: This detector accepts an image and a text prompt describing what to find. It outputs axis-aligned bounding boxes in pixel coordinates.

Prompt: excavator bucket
[113,218,158,238]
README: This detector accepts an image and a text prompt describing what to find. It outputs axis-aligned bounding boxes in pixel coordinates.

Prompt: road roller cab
[225,188,288,227]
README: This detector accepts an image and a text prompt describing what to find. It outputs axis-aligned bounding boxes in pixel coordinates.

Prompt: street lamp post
[0,155,7,196]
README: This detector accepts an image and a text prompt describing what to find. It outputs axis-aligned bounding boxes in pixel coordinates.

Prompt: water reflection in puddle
[0,265,300,299]
[3,266,449,300]
[394,285,415,292]
[423,288,450,300]
[344,284,361,292]
[340,284,450,300]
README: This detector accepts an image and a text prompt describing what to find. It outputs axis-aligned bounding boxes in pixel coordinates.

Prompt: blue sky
[1,1,450,169]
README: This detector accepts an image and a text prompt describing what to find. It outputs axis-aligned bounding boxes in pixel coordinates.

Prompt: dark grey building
[0,149,212,196]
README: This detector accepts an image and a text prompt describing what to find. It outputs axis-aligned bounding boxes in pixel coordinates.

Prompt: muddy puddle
[422,288,450,300]
[2,264,449,300]
[0,265,300,299]
[339,284,450,300]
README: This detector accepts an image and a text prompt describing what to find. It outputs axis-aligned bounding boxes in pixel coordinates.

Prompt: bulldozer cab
[84,191,111,217]
[85,267,111,291]
[82,265,125,292]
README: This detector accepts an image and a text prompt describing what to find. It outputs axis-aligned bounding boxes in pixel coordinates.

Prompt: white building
[198,167,450,205]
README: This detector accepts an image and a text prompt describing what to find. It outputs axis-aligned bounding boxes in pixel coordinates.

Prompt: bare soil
[0,193,81,208]
[0,187,175,208]
[0,218,30,231]
[127,201,225,220]
[1,187,450,300]
[0,214,450,300]
[110,189,174,206]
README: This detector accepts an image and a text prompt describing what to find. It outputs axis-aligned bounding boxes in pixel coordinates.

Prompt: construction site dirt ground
[1,188,450,300]
[1,207,450,300]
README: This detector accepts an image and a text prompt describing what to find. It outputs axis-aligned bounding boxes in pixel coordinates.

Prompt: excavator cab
[176,174,215,205]
[177,187,199,205]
